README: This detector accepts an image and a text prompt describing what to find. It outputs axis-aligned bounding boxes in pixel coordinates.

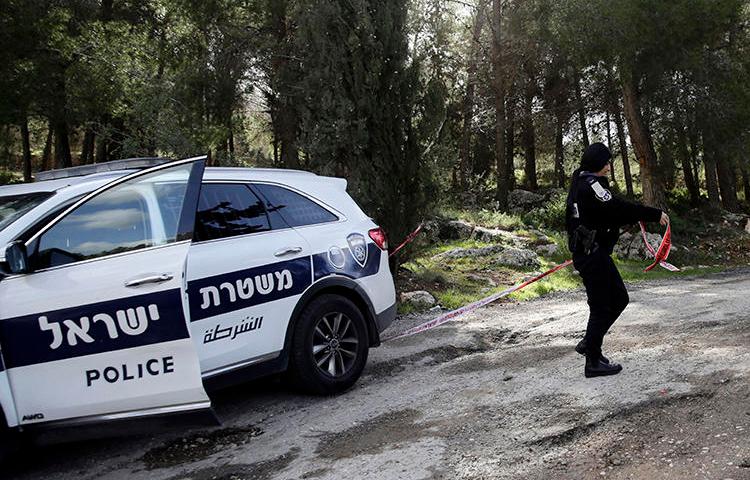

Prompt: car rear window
[195,184,271,241]
[0,192,54,232]
[253,184,338,228]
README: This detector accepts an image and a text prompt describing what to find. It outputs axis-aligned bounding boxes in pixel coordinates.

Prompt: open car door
[0,158,210,427]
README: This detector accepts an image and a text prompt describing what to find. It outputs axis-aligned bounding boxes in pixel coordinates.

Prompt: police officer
[566,142,669,378]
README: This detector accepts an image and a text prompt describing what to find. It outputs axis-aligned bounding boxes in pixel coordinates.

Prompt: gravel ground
[4,269,750,480]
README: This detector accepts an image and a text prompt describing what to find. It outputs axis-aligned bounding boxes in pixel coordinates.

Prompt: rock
[440,220,474,240]
[745,218,750,234]
[535,243,559,256]
[400,291,436,309]
[471,225,525,245]
[722,212,746,225]
[466,273,498,287]
[433,245,505,260]
[614,231,662,260]
[420,219,442,244]
[494,247,540,268]
[508,189,545,212]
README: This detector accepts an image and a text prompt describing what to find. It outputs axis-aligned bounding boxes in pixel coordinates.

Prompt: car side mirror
[5,241,30,274]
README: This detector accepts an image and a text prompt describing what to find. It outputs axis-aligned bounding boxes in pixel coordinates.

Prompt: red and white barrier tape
[385,222,679,342]
[389,223,424,258]
[639,221,680,272]
[383,259,573,341]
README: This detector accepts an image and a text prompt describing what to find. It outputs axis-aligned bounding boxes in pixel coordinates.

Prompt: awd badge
[346,233,368,268]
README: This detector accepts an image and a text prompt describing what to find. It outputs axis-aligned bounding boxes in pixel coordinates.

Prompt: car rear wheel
[288,294,369,394]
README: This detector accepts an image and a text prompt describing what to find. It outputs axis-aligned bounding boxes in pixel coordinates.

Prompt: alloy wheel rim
[312,312,359,378]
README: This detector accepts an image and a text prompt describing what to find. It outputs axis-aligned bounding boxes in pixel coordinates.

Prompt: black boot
[584,355,622,378]
[575,339,610,364]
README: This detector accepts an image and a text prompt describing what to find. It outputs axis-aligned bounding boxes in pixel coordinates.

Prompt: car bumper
[375,303,397,333]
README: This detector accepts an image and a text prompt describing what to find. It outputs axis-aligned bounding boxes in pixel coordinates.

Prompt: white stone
[534,244,559,256]
[494,247,541,268]
[433,245,505,260]
[400,291,436,309]
[508,189,545,211]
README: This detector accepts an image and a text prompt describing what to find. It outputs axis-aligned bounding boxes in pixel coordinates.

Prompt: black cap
[581,142,612,172]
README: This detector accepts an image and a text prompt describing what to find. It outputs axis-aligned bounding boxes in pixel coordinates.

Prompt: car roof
[0,166,322,196]
[0,170,133,196]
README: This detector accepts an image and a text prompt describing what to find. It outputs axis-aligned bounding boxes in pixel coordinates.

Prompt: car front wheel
[288,294,369,394]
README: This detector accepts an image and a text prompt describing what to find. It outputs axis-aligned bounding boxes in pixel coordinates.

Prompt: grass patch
[441,207,526,231]
[509,262,581,301]
[397,205,744,314]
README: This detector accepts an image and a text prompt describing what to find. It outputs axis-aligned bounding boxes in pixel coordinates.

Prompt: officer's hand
[660,212,670,226]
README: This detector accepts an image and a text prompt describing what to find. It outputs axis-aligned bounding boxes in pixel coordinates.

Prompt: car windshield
[0,192,54,233]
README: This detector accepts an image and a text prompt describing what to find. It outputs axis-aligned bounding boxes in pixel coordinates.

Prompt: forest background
[1,0,750,262]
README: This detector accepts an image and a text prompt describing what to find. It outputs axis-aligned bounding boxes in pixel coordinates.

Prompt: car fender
[284,275,381,353]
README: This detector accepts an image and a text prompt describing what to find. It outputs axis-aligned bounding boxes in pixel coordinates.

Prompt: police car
[0,157,396,439]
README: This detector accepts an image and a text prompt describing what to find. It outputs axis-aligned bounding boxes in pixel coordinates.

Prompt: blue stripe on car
[312,243,381,281]
[0,289,188,369]
[187,257,313,322]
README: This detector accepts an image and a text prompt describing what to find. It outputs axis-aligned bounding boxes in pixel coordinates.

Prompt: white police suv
[0,157,396,438]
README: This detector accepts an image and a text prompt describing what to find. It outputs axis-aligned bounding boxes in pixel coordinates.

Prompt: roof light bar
[34,157,173,182]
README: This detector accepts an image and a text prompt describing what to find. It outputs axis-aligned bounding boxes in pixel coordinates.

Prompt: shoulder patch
[590,181,612,202]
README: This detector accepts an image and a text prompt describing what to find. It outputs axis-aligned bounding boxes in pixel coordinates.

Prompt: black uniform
[565,170,662,360]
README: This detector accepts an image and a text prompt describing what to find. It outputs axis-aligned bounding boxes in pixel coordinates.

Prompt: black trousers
[573,249,629,358]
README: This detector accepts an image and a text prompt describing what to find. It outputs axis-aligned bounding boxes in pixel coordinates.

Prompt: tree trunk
[740,161,750,204]
[659,141,676,191]
[41,122,53,171]
[278,108,299,169]
[228,117,235,158]
[269,0,300,170]
[620,69,665,209]
[554,113,565,188]
[95,115,110,163]
[675,122,700,206]
[611,106,634,198]
[459,1,487,189]
[605,111,616,183]
[80,128,95,165]
[53,119,72,169]
[688,127,701,193]
[20,118,32,182]
[505,93,516,190]
[573,72,589,151]
[491,0,508,209]
[101,0,113,21]
[716,155,739,212]
[95,135,108,164]
[702,134,721,207]
[521,81,537,190]
[108,117,125,160]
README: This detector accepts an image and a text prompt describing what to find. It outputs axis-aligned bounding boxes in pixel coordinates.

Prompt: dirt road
[5,269,750,480]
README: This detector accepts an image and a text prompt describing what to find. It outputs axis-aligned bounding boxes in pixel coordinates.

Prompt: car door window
[194,183,271,241]
[253,184,338,227]
[34,166,192,269]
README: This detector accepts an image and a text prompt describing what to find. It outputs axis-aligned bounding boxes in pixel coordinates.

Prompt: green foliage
[295,0,433,246]
[443,207,526,231]
[0,170,20,186]
[522,191,567,231]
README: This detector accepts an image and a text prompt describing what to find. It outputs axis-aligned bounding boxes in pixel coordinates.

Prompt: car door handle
[125,273,174,288]
[274,246,303,257]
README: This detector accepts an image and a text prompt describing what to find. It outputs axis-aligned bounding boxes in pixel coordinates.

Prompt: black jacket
[566,170,662,255]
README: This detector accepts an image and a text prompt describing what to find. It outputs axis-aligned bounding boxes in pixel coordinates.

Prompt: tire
[288,294,369,395]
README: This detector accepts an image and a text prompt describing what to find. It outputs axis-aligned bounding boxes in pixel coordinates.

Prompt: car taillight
[368,227,388,251]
